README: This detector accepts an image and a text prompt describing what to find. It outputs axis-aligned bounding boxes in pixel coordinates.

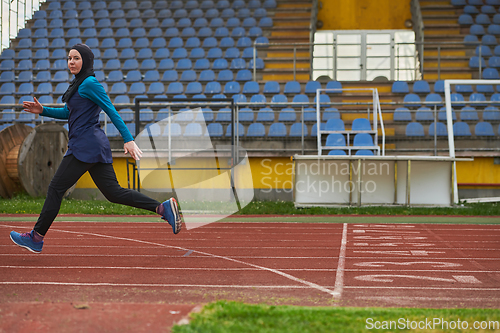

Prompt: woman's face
[68,49,83,75]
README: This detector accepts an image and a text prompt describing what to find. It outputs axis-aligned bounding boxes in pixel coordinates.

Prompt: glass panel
[395,44,415,57]
[367,57,391,70]
[337,45,361,57]
[337,34,361,44]
[337,70,360,81]
[367,45,390,57]
[395,31,415,43]
[313,57,334,70]
[367,34,391,44]
[337,57,361,69]
[397,57,415,69]
[366,70,390,81]
[396,70,415,81]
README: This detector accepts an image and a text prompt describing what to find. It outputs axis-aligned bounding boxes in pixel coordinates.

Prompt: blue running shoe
[10,230,43,253]
[160,198,182,234]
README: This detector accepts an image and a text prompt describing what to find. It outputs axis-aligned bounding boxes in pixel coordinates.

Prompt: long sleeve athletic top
[41,76,133,164]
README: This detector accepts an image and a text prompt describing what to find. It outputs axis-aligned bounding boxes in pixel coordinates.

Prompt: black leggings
[34,154,160,235]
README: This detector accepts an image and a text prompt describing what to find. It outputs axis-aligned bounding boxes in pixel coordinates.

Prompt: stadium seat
[460,107,480,121]
[415,107,434,122]
[453,122,472,136]
[206,123,223,137]
[268,123,287,137]
[352,118,372,131]
[483,106,500,120]
[255,107,274,122]
[289,123,308,137]
[278,108,296,122]
[355,150,374,156]
[247,122,265,137]
[425,93,443,107]
[428,122,448,136]
[325,119,345,131]
[475,121,495,136]
[204,81,222,94]
[224,81,240,94]
[391,81,410,93]
[403,93,421,107]
[305,81,322,94]
[328,149,346,156]
[413,80,431,94]
[284,81,301,94]
[483,67,500,78]
[325,134,346,147]
[199,70,215,82]
[167,82,184,94]
[405,122,425,136]
[469,92,487,106]
[238,108,254,122]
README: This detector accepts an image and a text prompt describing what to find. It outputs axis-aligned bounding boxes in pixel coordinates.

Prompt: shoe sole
[169,198,182,234]
[10,234,42,254]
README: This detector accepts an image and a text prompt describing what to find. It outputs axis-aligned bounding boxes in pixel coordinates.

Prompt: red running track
[1,220,500,310]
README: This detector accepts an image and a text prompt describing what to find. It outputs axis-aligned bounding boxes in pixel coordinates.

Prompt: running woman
[10,44,181,253]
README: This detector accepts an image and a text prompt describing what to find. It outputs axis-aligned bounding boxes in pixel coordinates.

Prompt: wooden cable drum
[0,123,70,198]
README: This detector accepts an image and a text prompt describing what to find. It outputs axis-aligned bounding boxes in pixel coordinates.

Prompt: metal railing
[0,0,41,52]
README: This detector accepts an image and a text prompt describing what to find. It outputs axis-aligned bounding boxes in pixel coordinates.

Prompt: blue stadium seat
[194,58,210,70]
[147,82,165,95]
[106,70,124,82]
[199,70,216,81]
[355,150,374,156]
[217,69,233,82]
[352,118,371,131]
[129,82,146,95]
[235,69,252,81]
[460,106,479,121]
[271,94,287,104]
[36,82,52,94]
[459,14,475,25]
[216,107,232,122]
[247,122,265,137]
[482,34,498,45]
[405,122,425,136]
[328,149,346,156]
[469,92,487,106]
[167,82,184,94]
[122,59,139,70]
[325,134,346,147]
[453,122,472,136]
[268,123,287,137]
[314,94,331,107]
[230,58,246,70]
[483,67,500,78]
[225,122,245,137]
[425,93,443,107]
[325,118,345,131]
[220,37,235,47]
[256,107,274,122]
[391,81,410,93]
[483,106,500,120]
[243,81,260,94]
[413,80,431,94]
[177,58,193,70]
[0,71,15,83]
[476,13,491,25]
[275,108,294,122]
[141,70,159,82]
[237,37,252,48]
[282,81,300,95]
[206,123,223,137]
[475,121,495,135]
[238,107,254,122]
[470,24,486,35]
[403,93,421,107]
[477,84,495,93]
[0,96,15,104]
[180,69,197,81]
[289,123,308,137]
[18,71,33,83]
[292,94,309,106]
[185,82,202,94]
[476,45,492,56]
[450,93,466,107]
[205,81,222,94]
[305,81,322,94]
[109,82,127,95]
[172,48,188,59]
[415,107,434,122]
[184,123,203,136]
[323,108,340,121]
[224,81,240,94]
[248,58,264,69]
[469,56,486,68]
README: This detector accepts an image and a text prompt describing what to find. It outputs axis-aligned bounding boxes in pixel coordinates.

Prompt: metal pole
[253,46,257,81]
[293,46,297,81]
[437,45,441,80]
[479,45,482,79]
[433,104,437,156]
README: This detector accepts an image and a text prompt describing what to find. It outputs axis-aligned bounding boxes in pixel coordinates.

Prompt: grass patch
[173,301,500,333]
[0,194,499,216]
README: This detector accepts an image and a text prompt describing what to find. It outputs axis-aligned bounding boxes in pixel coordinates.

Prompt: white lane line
[344,286,500,291]
[332,223,348,299]
[0,282,322,289]
[453,275,482,284]
[37,226,339,297]
[0,266,336,271]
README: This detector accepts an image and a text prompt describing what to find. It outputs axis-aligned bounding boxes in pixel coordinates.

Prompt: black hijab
[62,44,95,103]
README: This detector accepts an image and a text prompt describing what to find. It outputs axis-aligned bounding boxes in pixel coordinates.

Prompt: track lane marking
[332,223,347,299]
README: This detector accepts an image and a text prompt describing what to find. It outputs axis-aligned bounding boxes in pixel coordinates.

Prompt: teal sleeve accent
[41,105,69,119]
[79,76,134,143]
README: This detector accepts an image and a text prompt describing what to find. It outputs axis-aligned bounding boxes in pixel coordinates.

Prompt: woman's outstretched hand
[124,140,143,161]
[23,96,43,114]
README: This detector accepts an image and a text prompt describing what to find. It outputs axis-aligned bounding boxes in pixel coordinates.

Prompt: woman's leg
[88,162,160,212]
[34,155,93,236]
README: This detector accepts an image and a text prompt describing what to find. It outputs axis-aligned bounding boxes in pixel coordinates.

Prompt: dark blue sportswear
[41,76,133,163]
